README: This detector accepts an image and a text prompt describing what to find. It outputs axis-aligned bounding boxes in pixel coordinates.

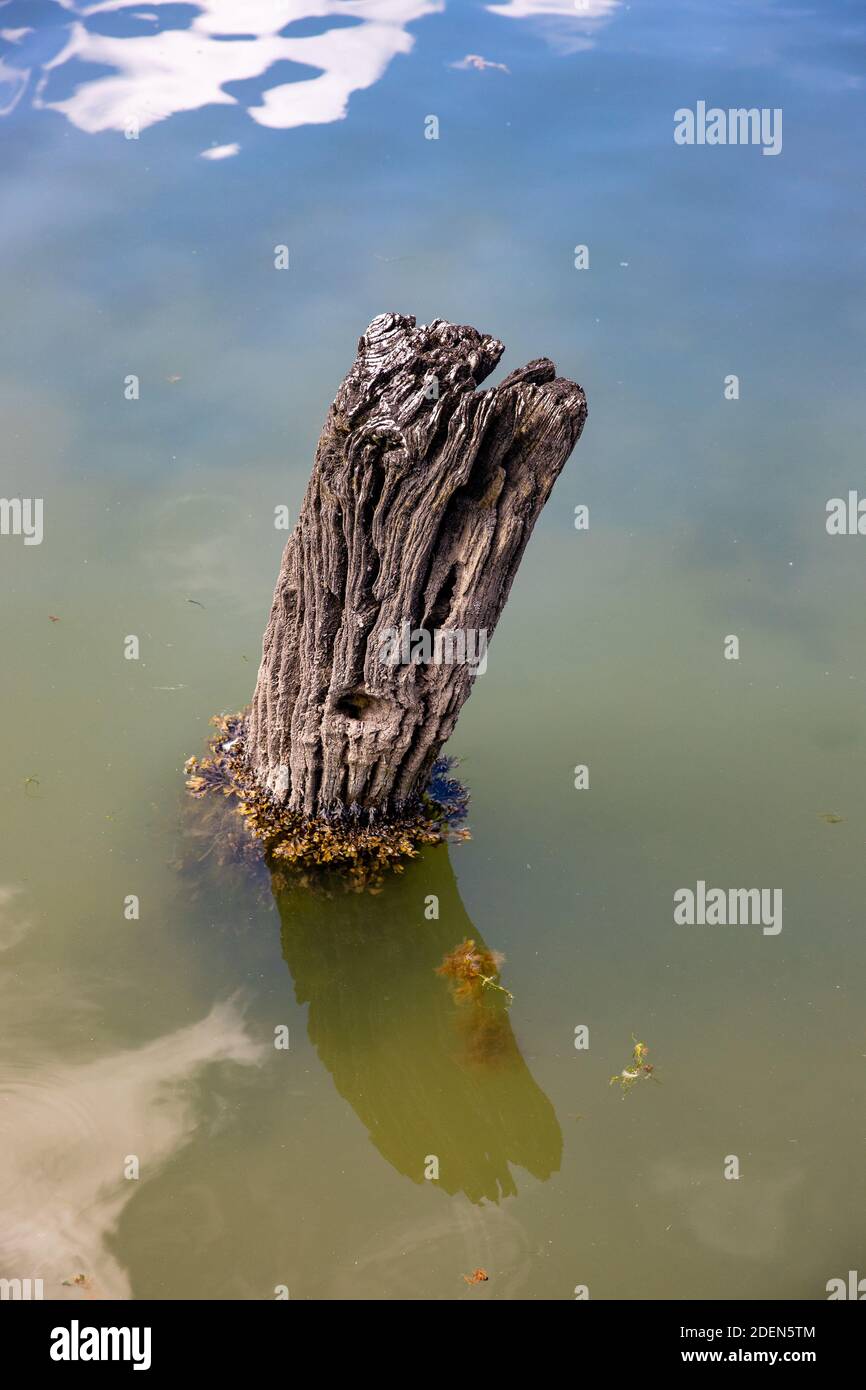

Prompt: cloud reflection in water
[31,0,443,134]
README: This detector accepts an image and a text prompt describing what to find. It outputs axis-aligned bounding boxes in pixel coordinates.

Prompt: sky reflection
[0,0,622,143]
[0,999,263,1298]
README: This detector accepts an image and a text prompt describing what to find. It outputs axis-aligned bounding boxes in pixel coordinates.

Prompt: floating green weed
[609,1034,659,1095]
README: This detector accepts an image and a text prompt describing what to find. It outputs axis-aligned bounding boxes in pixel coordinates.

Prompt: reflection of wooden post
[247,313,587,818]
[273,847,562,1203]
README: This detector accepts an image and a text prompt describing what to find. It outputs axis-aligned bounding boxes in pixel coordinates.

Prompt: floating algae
[609,1034,659,1095]
[436,938,513,1005]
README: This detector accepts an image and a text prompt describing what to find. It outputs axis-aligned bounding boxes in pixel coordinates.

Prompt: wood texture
[247,312,587,818]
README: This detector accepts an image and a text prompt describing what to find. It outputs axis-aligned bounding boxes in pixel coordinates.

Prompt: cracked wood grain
[246,312,587,818]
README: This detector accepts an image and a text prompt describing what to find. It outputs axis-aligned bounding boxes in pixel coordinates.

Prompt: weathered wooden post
[246,311,587,817]
[188,312,586,878]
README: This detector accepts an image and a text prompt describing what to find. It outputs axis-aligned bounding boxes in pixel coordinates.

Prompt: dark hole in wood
[335,687,381,721]
[423,562,459,633]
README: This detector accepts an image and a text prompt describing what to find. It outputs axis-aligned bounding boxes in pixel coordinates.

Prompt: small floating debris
[818,812,844,824]
[48,614,60,623]
[61,1273,95,1296]
[463,1268,489,1286]
[452,54,510,74]
[609,1034,658,1095]
[187,598,205,609]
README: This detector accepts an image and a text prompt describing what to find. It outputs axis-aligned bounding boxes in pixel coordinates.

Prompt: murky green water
[1,0,865,1300]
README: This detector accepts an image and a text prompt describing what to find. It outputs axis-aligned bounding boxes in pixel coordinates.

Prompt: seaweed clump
[184,714,470,891]
[436,938,513,1005]
[436,938,515,1068]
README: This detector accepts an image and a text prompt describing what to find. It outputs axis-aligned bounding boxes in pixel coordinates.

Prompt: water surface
[1,0,865,1300]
